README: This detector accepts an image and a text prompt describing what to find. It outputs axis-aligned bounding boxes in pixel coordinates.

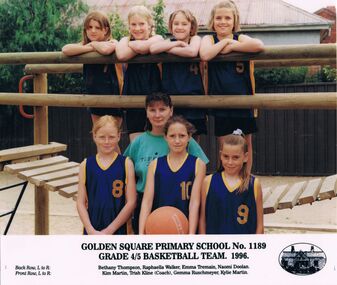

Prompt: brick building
[315,6,336,43]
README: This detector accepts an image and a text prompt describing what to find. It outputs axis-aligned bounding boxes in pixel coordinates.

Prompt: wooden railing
[0,43,336,235]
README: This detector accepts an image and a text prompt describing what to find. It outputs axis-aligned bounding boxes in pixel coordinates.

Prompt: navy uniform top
[83,63,123,116]
[152,154,198,218]
[208,33,254,118]
[122,39,161,96]
[162,38,205,119]
[85,153,128,235]
[205,172,257,234]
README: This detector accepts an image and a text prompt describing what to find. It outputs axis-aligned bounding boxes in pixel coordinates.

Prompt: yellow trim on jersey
[96,152,118,171]
[125,157,129,185]
[114,64,124,95]
[167,153,189,173]
[254,177,259,201]
[222,172,242,193]
[205,174,213,197]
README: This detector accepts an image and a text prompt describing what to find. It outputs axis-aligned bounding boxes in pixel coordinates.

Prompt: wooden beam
[0,142,66,162]
[0,93,336,109]
[33,73,49,235]
[24,57,337,74]
[0,44,335,65]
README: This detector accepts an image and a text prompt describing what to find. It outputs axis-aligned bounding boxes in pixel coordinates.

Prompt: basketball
[145,206,189,234]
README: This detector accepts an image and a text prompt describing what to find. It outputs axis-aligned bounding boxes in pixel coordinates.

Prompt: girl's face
[93,123,120,155]
[146,101,173,130]
[213,7,234,38]
[165,122,190,154]
[129,14,151,40]
[86,19,107,42]
[220,143,248,176]
[171,12,191,42]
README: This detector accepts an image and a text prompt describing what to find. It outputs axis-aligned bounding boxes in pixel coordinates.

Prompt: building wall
[247,30,321,45]
[315,7,336,43]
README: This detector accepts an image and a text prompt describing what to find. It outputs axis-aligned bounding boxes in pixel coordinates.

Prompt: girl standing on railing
[199,130,264,234]
[138,116,206,234]
[62,11,123,128]
[199,0,264,173]
[149,9,207,142]
[116,5,163,142]
[77,115,136,235]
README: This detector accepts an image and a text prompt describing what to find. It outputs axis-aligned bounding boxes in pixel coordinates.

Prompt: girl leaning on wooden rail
[62,11,124,138]
[77,115,136,235]
[199,0,265,174]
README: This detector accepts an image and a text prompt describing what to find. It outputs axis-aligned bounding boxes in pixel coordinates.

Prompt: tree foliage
[152,0,168,37]
[110,12,128,41]
[0,0,88,92]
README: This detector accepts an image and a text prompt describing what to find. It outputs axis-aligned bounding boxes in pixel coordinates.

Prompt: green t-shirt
[124,131,208,193]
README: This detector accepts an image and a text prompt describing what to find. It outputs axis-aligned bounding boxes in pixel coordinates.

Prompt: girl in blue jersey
[77,116,136,235]
[124,92,209,234]
[139,116,206,234]
[199,130,264,234]
[199,0,264,173]
[150,9,207,141]
[62,11,123,126]
[116,5,163,142]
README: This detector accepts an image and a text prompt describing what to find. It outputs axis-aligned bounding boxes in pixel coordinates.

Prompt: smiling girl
[150,9,207,140]
[116,6,163,141]
[199,1,264,173]
[62,11,123,126]
[138,116,206,234]
[199,130,264,234]
[77,116,136,235]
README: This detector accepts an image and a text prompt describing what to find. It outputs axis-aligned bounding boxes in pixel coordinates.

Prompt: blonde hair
[92,115,120,135]
[207,0,240,33]
[168,9,198,37]
[128,5,154,38]
[220,134,249,193]
[82,11,111,44]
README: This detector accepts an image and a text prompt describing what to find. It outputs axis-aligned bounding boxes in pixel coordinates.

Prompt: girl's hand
[89,41,117,55]
[86,228,103,235]
[128,40,148,54]
[174,41,188,48]
[220,39,235,54]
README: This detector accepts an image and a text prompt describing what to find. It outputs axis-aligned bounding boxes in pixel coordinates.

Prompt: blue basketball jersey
[122,38,161,95]
[152,154,197,218]
[205,172,257,234]
[208,33,254,118]
[85,153,128,235]
[162,38,205,119]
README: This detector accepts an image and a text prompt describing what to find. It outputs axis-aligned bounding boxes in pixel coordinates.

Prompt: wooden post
[33,73,49,235]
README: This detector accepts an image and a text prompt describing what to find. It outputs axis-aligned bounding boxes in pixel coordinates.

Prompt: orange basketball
[145,206,189,234]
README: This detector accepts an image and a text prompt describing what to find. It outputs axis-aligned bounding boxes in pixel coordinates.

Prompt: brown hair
[168,9,198,37]
[92,115,120,135]
[82,11,111,44]
[207,0,240,33]
[164,115,196,136]
[219,134,249,193]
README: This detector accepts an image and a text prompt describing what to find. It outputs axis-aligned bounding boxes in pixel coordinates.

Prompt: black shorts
[88,107,123,117]
[214,117,258,137]
[126,109,147,133]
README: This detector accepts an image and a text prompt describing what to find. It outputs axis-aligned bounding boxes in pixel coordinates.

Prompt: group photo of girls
[62,0,265,235]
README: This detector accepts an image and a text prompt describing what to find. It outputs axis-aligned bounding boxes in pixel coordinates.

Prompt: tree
[110,12,128,41]
[152,0,168,37]
[0,0,88,92]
